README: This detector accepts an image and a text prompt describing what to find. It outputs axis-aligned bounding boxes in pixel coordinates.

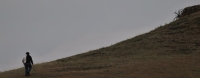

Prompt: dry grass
[1,6,200,78]
[1,54,200,78]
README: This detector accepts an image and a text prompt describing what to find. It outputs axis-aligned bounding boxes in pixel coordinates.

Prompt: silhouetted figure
[22,52,34,76]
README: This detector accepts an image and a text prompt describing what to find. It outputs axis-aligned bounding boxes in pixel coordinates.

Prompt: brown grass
[1,6,200,78]
[1,54,200,78]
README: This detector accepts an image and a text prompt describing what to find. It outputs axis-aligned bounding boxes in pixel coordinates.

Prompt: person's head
[26,52,30,55]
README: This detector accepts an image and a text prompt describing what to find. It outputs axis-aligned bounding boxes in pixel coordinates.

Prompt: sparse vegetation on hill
[1,5,200,78]
[174,4,200,20]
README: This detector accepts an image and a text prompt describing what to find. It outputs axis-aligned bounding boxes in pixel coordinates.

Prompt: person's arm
[30,56,33,65]
[22,57,25,65]
[22,58,24,63]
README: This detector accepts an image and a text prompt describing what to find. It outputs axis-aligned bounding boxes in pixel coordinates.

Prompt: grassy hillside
[1,5,200,78]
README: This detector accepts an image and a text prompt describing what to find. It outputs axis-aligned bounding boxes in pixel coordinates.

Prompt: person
[22,52,34,76]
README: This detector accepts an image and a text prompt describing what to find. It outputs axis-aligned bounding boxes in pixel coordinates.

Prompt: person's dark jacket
[26,55,33,64]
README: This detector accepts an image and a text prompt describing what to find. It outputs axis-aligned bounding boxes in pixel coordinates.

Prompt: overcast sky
[0,0,200,71]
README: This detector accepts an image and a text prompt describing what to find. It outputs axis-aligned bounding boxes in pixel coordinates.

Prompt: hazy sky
[0,0,200,71]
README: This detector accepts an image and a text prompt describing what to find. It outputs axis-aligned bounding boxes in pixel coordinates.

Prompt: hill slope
[1,5,200,78]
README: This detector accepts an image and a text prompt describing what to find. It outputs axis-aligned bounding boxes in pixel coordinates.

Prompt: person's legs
[24,63,29,76]
[27,63,32,75]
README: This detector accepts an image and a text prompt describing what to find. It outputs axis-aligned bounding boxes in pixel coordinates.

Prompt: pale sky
[0,0,200,71]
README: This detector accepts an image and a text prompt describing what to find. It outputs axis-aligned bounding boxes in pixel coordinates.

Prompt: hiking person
[22,52,34,76]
